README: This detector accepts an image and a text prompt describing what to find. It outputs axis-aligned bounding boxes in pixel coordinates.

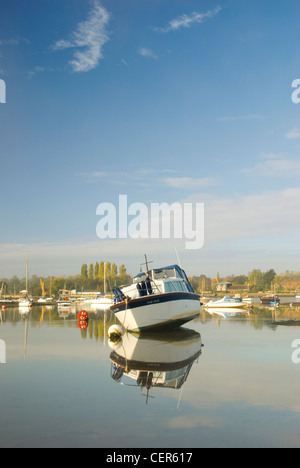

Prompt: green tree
[263,269,276,289]
[88,263,94,280]
[94,262,99,278]
[81,264,88,278]
[51,277,66,296]
[98,262,104,279]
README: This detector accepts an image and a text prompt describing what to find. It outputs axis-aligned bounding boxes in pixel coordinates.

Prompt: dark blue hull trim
[111,292,200,314]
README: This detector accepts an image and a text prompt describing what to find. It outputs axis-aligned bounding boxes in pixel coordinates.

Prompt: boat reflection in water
[205,308,250,319]
[109,327,203,403]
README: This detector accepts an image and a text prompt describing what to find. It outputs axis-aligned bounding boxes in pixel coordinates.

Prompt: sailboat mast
[26,254,28,294]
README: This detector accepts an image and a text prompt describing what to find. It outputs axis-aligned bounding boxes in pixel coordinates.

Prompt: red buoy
[78,310,89,321]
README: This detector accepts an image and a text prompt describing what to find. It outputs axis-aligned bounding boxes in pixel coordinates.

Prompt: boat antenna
[175,248,182,268]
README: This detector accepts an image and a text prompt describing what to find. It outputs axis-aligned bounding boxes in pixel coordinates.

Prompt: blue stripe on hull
[111,292,200,314]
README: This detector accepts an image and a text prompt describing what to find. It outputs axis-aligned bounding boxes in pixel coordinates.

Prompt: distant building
[216,281,232,292]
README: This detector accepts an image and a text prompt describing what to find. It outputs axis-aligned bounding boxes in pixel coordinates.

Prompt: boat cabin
[117,265,194,302]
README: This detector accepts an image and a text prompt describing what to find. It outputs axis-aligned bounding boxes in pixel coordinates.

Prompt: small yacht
[91,294,113,310]
[260,295,280,305]
[205,295,245,309]
[111,262,200,332]
[57,294,72,308]
[19,297,33,308]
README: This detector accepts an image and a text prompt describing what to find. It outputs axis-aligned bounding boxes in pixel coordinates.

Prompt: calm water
[0,304,299,448]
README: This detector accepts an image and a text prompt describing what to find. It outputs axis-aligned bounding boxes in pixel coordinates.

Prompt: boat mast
[26,254,28,295]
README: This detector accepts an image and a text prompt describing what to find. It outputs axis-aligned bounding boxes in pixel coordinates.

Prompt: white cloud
[155,7,222,33]
[285,127,300,139]
[52,1,110,72]
[204,188,300,245]
[241,154,300,177]
[162,177,216,189]
[138,47,158,59]
[1,188,299,278]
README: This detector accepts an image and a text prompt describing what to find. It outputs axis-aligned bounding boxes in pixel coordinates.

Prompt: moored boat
[111,262,200,332]
[91,294,113,310]
[19,298,33,308]
[260,295,280,305]
[205,295,245,309]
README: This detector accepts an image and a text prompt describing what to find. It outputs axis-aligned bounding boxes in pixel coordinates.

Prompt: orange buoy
[78,310,88,321]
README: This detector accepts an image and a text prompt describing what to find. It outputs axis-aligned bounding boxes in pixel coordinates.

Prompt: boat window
[164,281,188,293]
[153,268,177,280]
[164,282,177,293]
[176,281,188,292]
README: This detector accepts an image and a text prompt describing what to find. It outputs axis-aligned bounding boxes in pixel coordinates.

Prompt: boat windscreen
[152,268,179,280]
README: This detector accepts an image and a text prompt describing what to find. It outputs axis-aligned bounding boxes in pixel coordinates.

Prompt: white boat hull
[91,298,113,310]
[111,292,200,332]
[19,301,32,308]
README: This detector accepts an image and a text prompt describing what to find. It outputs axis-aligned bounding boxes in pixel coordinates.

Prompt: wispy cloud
[80,169,178,187]
[154,7,222,33]
[241,153,300,176]
[162,177,216,189]
[51,1,110,72]
[217,114,265,122]
[80,171,215,190]
[285,127,300,139]
[138,47,158,59]
[27,66,58,79]
[0,37,30,46]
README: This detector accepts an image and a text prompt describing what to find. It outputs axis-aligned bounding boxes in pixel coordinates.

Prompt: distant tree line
[189,269,292,293]
[0,262,131,297]
[1,267,300,297]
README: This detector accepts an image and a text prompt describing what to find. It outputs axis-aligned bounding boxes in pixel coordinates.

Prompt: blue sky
[0,0,300,278]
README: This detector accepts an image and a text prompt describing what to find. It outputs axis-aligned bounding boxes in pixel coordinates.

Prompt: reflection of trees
[0,308,118,344]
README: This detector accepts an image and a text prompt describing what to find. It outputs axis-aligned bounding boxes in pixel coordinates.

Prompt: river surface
[0,304,299,448]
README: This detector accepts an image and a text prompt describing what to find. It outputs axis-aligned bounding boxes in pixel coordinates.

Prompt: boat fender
[108,324,123,342]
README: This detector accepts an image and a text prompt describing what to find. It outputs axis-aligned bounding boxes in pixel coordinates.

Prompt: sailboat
[19,255,33,309]
[91,262,113,310]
